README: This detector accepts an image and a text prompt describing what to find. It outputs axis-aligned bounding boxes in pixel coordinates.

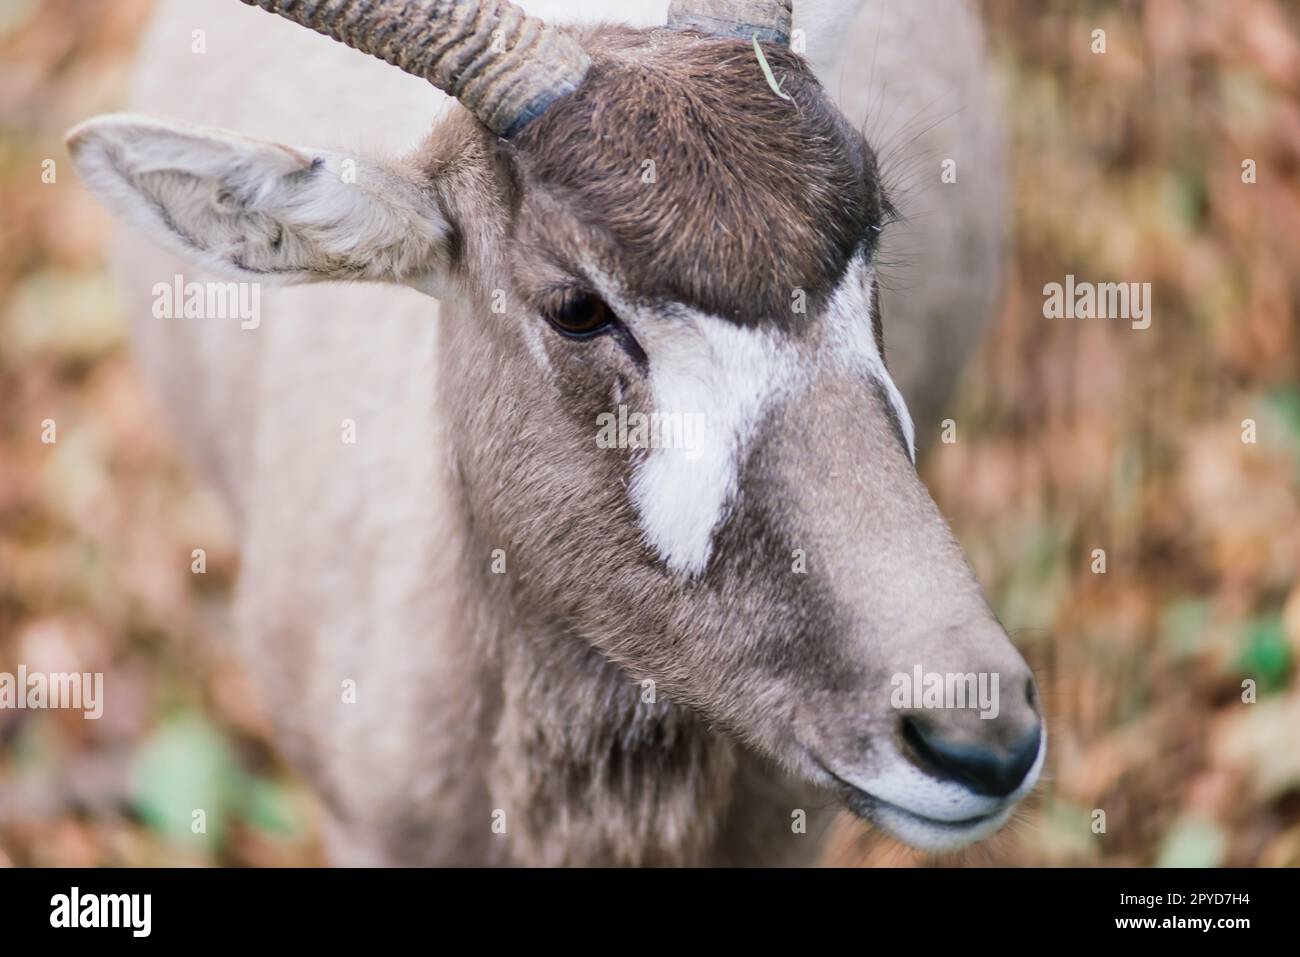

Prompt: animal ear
[66,114,451,288]
[793,0,869,94]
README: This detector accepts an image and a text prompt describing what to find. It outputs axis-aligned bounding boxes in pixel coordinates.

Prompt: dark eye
[542,292,615,339]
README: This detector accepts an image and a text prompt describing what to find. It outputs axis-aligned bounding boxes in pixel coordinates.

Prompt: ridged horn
[666,0,793,45]
[239,0,591,137]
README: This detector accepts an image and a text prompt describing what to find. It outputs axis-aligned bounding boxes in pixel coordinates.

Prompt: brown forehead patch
[510,26,882,326]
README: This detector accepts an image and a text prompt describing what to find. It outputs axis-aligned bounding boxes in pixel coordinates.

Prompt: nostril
[1026,677,1039,713]
[902,716,1041,798]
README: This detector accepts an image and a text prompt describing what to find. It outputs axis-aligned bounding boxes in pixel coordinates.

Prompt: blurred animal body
[69,0,1036,865]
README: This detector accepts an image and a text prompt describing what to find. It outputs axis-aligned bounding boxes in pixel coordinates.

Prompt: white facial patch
[614,255,913,579]
[825,255,916,462]
[628,309,799,577]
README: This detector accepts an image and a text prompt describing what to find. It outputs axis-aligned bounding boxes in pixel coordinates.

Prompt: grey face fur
[68,5,1041,860]
[431,27,1044,850]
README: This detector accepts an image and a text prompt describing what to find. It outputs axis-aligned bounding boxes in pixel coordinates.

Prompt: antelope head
[68,0,1044,852]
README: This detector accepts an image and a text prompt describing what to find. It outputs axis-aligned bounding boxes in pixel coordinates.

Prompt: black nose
[902,716,1042,798]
